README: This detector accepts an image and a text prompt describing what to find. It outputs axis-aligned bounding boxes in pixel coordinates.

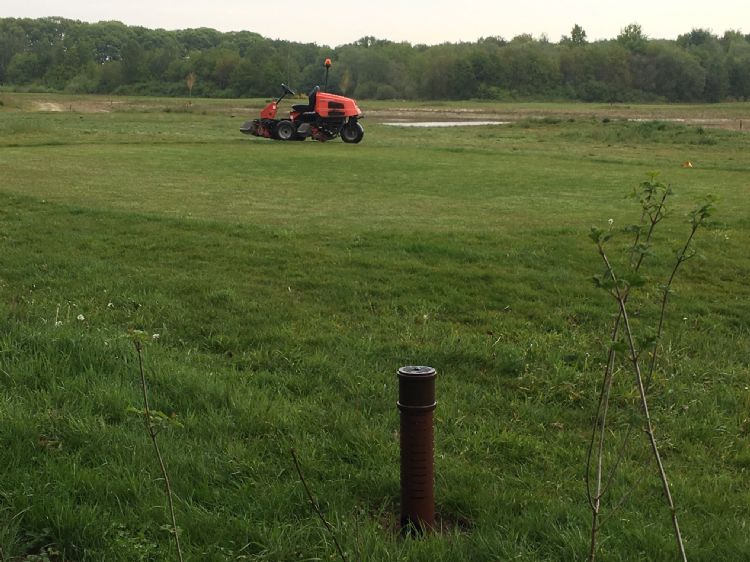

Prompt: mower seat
[292,86,319,113]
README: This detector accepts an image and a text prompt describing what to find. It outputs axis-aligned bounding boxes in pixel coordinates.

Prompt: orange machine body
[260,101,278,120]
[313,92,362,118]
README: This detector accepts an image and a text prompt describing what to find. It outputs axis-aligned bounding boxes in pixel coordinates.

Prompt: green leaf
[620,272,646,288]
[611,341,628,354]
[632,242,651,256]
[624,224,642,235]
[592,271,616,290]
[589,226,604,244]
[128,329,149,344]
[639,334,658,349]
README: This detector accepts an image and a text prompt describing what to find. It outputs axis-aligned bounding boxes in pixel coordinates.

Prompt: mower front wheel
[275,120,296,141]
[341,121,364,144]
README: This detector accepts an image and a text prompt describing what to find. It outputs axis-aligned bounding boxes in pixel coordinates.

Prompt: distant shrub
[162,106,193,114]
[694,135,717,145]
[476,84,511,100]
[375,84,398,100]
[635,120,668,133]
[514,116,564,128]
[64,73,99,94]
[10,84,56,94]
[353,81,378,99]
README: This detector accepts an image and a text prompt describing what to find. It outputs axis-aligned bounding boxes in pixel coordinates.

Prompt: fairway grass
[0,94,749,561]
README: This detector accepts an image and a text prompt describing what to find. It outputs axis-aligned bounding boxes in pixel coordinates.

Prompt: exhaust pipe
[324,58,332,92]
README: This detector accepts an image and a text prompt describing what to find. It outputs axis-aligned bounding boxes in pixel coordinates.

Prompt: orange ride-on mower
[240,83,364,143]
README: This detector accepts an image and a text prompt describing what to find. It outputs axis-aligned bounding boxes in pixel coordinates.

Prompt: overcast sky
[3,0,748,46]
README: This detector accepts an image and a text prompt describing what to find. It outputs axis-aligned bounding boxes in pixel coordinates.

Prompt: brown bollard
[397,365,437,535]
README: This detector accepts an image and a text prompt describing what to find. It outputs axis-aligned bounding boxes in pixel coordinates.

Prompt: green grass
[0,93,749,561]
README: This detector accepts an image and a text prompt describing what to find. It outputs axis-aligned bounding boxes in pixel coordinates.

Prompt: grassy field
[0,92,749,561]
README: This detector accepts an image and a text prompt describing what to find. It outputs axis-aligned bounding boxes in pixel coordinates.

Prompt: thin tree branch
[644,223,700,392]
[586,322,618,507]
[586,316,620,561]
[587,188,709,562]
[135,341,184,562]
[587,185,669,561]
[599,249,688,562]
[599,191,692,499]
[290,448,348,562]
[591,184,669,470]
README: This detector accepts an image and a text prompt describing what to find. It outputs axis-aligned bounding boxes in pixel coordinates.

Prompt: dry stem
[290,448,348,562]
[134,341,184,562]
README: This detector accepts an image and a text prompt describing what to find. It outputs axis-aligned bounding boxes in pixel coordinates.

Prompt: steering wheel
[281,83,296,96]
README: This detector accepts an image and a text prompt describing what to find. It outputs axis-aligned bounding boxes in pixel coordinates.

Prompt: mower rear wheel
[275,120,296,141]
[341,122,364,144]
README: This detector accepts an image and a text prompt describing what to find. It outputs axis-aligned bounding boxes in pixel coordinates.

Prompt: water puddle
[627,118,733,123]
[383,120,510,128]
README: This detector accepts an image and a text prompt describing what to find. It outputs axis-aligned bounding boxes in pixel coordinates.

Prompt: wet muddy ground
[14,96,750,132]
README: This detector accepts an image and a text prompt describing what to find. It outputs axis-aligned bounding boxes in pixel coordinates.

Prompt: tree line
[1,17,749,102]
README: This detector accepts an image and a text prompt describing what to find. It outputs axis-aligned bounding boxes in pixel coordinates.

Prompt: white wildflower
[77,314,85,321]
[152,333,160,341]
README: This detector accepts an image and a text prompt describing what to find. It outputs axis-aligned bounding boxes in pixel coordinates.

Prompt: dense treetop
[1,17,749,101]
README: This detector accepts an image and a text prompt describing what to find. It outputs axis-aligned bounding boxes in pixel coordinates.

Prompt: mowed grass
[0,93,749,561]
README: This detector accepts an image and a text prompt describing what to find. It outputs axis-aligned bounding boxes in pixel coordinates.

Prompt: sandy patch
[32,100,116,113]
[35,102,65,112]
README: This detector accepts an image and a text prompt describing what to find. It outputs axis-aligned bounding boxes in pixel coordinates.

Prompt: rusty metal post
[397,365,437,534]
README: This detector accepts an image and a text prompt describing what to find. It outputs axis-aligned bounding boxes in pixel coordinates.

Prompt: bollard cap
[397,366,437,412]
[398,366,436,378]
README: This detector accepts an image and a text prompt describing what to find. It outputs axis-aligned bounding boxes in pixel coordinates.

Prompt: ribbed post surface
[397,365,437,534]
